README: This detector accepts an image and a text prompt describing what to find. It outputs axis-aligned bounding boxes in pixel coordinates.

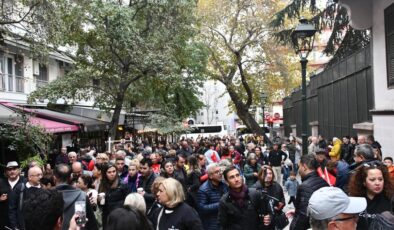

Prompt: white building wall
[371,0,394,158]
[195,80,236,134]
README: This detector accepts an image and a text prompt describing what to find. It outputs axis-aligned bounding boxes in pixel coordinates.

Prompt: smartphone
[75,201,86,226]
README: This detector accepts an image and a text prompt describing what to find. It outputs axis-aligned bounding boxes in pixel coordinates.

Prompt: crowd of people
[0,133,393,230]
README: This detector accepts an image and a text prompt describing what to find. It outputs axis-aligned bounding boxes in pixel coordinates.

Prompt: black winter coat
[290,171,328,230]
[150,202,203,230]
[138,173,157,210]
[218,188,274,230]
[99,181,129,229]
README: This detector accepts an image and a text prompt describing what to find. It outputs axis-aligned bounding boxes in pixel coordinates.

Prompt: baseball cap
[6,161,19,168]
[308,187,367,220]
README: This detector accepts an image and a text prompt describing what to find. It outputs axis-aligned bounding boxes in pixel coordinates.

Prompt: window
[36,64,48,89]
[385,3,394,87]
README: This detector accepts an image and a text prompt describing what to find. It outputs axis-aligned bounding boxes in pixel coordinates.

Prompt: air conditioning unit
[33,61,40,76]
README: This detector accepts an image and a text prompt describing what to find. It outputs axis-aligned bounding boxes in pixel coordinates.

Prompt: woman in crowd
[124,193,147,214]
[254,146,267,166]
[77,174,98,205]
[123,159,141,193]
[160,160,176,178]
[220,146,231,160]
[252,166,285,230]
[149,178,203,230]
[96,153,109,164]
[186,155,201,208]
[92,163,106,192]
[229,145,243,170]
[243,153,261,187]
[147,176,165,219]
[348,161,394,229]
[98,163,129,229]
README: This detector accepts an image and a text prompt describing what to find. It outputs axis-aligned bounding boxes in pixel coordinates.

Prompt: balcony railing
[0,73,24,93]
[16,76,24,92]
[36,79,48,88]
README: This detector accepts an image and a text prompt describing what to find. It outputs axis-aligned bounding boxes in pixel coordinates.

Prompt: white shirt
[8,177,20,189]
[26,182,41,189]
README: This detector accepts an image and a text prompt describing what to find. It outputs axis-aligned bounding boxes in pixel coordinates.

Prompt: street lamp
[291,18,316,155]
[260,92,267,127]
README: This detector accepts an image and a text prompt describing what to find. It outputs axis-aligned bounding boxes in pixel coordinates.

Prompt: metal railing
[15,76,24,92]
[36,79,48,88]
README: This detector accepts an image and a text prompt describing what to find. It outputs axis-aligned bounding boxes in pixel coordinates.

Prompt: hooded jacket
[56,184,98,230]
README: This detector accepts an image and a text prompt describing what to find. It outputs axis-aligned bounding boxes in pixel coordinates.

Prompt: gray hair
[68,151,77,157]
[115,150,126,158]
[206,163,219,176]
[354,144,375,160]
[310,217,329,230]
[124,193,146,214]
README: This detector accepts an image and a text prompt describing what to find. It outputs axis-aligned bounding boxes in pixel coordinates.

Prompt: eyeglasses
[213,170,222,175]
[31,173,43,177]
[332,215,358,222]
[363,161,383,168]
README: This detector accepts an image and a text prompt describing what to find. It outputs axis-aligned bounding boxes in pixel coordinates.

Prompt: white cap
[6,161,19,168]
[308,187,367,220]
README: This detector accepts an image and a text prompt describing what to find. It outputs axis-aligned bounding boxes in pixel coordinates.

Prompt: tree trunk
[109,88,126,140]
[227,86,271,145]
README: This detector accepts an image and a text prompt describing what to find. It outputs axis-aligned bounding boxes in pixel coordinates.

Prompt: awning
[29,117,79,133]
[31,109,109,132]
[0,102,109,132]
[0,104,19,123]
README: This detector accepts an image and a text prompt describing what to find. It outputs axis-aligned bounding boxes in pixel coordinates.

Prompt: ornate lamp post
[291,18,316,155]
[260,92,267,127]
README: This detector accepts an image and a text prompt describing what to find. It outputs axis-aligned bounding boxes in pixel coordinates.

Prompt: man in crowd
[218,166,272,230]
[308,187,366,230]
[174,154,187,190]
[177,140,192,157]
[268,143,287,185]
[115,157,128,180]
[54,164,97,230]
[0,161,26,228]
[138,158,157,210]
[56,147,69,165]
[9,166,43,230]
[288,154,329,230]
[23,188,64,230]
[68,151,78,165]
[357,135,366,144]
[197,163,228,230]
[71,162,93,180]
[308,136,319,155]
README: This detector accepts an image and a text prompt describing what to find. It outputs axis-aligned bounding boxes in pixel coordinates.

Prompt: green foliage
[28,0,207,137]
[148,113,192,135]
[0,114,53,161]
[20,155,46,169]
[270,0,370,60]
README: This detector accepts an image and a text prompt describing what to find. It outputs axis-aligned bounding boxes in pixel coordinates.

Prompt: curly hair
[348,162,394,199]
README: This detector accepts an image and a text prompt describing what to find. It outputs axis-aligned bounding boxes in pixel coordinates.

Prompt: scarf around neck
[229,184,248,208]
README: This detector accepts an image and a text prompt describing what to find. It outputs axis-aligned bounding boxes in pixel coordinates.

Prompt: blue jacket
[197,180,228,230]
[284,178,299,197]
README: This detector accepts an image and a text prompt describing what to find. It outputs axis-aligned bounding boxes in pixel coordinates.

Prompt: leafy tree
[29,0,206,138]
[0,114,52,161]
[197,0,295,141]
[270,0,370,64]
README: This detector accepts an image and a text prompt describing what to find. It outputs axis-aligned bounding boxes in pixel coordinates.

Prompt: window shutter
[385,3,394,87]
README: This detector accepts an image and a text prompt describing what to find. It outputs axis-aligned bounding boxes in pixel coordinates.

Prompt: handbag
[275,210,289,229]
